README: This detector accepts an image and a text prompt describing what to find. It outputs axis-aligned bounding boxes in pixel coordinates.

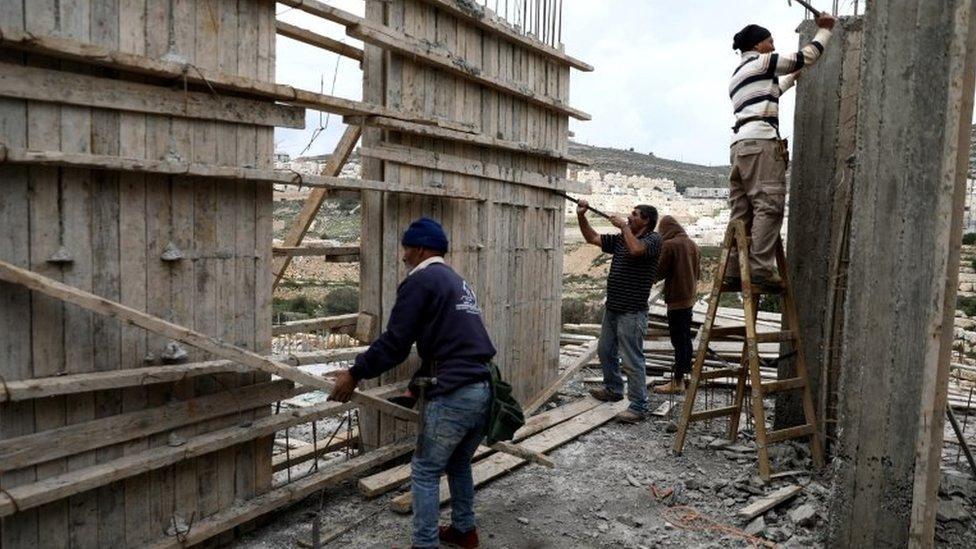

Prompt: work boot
[439,525,479,548]
[653,379,686,395]
[615,409,647,423]
[589,388,623,402]
[752,273,784,293]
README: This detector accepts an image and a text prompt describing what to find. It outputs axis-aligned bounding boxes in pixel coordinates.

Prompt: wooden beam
[272,313,359,336]
[272,428,360,472]
[360,143,589,194]
[0,145,484,199]
[346,116,590,165]
[272,125,362,288]
[359,396,601,498]
[346,22,590,120]
[276,0,364,27]
[0,61,304,128]
[145,441,413,549]
[0,260,554,468]
[413,0,593,71]
[0,380,302,471]
[0,27,473,132]
[0,347,368,402]
[0,381,406,517]
[276,20,364,62]
[737,485,804,521]
[390,400,627,512]
[524,340,599,414]
[271,245,360,260]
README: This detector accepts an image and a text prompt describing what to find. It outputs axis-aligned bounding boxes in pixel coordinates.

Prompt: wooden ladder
[672,220,824,481]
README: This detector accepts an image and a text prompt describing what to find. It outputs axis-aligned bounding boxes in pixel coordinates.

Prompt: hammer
[788,0,825,17]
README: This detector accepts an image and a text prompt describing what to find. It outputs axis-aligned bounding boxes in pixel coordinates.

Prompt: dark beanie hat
[401,217,449,253]
[733,24,771,52]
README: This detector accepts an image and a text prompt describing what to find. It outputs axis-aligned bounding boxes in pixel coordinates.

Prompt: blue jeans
[411,381,491,547]
[598,309,649,415]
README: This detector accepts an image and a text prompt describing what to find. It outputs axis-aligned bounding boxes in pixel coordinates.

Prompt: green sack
[485,362,526,445]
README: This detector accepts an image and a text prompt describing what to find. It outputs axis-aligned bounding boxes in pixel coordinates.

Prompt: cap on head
[401,217,449,253]
[733,24,771,52]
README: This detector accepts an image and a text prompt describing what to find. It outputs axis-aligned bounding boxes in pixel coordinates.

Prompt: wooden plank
[524,339,598,414]
[346,21,590,120]
[0,380,301,471]
[0,347,369,402]
[360,143,589,193]
[737,484,804,521]
[271,313,360,336]
[346,115,590,165]
[0,382,406,518]
[276,20,364,62]
[276,0,363,27]
[271,428,360,472]
[0,62,304,128]
[271,245,360,260]
[143,441,414,549]
[359,395,601,498]
[390,400,628,513]
[271,124,361,288]
[0,144,486,199]
[0,27,469,131]
[412,0,592,71]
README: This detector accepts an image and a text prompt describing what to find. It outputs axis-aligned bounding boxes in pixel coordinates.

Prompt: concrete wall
[780,18,863,436]
[826,1,976,546]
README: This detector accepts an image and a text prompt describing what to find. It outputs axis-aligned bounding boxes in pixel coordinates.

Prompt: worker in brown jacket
[653,216,701,394]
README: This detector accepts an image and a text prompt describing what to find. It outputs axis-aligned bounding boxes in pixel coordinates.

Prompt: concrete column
[826,1,976,547]
[781,18,863,436]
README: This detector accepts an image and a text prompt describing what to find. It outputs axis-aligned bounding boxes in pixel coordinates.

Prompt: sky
[273,1,865,166]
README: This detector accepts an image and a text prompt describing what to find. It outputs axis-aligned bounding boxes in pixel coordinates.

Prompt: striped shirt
[730,28,832,144]
[601,232,662,313]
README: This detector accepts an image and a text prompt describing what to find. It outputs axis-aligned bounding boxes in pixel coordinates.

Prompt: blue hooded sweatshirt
[349,261,496,397]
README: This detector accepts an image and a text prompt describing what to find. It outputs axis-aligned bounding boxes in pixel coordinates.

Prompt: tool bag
[485,362,525,445]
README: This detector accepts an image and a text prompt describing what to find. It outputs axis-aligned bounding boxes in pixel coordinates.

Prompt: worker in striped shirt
[726,13,835,287]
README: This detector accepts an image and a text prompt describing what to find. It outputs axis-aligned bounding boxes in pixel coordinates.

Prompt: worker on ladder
[329,218,494,549]
[727,12,836,288]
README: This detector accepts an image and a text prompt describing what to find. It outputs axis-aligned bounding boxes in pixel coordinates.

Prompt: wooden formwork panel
[0,1,275,547]
[360,0,570,447]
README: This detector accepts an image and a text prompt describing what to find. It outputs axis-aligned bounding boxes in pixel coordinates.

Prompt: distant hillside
[568,142,730,191]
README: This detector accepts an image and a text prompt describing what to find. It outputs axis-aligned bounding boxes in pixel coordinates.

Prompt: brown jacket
[656,216,701,310]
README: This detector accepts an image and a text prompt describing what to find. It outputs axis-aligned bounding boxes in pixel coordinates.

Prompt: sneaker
[589,388,624,402]
[653,380,686,395]
[439,525,479,548]
[615,409,647,423]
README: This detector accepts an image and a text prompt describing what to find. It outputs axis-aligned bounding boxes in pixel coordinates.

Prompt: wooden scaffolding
[0,0,589,546]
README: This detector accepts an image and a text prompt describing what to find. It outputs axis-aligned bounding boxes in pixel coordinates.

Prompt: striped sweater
[729,28,832,144]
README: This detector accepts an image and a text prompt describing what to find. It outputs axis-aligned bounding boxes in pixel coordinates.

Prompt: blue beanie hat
[401,217,449,253]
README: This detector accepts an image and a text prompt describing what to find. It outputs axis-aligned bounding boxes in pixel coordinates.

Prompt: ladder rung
[765,424,815,444]
[710,326,746,338]
[760,377,807,394]
[755,330,794,343]
[699,368,741,380]
[689,406,739,422]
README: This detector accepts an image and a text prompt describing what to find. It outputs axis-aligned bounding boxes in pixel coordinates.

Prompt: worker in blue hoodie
[329,217,495,549]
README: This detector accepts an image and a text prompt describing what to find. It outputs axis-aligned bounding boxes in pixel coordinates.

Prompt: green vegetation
[958,295,976,317]
[964,233,976,245]
[321,287,359,316]
[718,292,742,309]
[699,245,723,261]
[273,287,360,319]
[273,295,321,318]
[758,295,782,313]
[561,297,602,325]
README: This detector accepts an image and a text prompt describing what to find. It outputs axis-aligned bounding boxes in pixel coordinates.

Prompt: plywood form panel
[0,1,276,546]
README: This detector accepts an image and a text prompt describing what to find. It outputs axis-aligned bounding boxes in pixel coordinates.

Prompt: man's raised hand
[576,199,589,216]
[816,12,836,30]
[610,215,628,230]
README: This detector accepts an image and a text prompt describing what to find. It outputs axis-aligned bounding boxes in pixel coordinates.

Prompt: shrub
[958,295,976,317]
[561,297,591,325]
[322,287,360,316]
[758,295,782,313]
[273,295,320,317]
[718,292,742,309]
[964,233,976,245]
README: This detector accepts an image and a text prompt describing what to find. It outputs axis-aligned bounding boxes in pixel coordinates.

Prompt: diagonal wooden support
[0,258,553,468]
[272,124,362,288]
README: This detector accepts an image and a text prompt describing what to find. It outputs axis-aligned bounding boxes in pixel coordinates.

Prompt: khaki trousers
[727,139,786,279]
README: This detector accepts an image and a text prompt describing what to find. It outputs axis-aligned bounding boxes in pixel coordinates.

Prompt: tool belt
[733,116,790,169]
[485,362,525,445]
